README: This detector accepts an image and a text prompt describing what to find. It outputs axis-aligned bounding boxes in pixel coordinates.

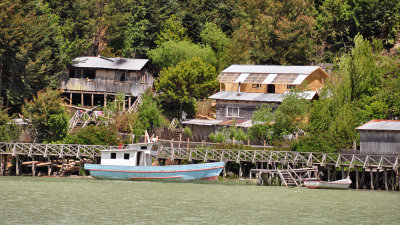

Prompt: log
[36,162,52,167]
[22,161,39,165]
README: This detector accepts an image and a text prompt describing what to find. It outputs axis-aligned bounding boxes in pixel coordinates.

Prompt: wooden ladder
[277,169,299,187]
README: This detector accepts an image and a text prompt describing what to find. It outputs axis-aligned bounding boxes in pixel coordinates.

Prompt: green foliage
[155,15,191,46]
[0,107,20,142]
[209,125,248,144]
[273,92,310,138]
[64,125,119,145]
[107,93,125,112]
[248,104,273,142]
[228,0,316,65]
[137,91,165,132]
[22,88,69,143]
[148,40,217,69]
[200,22,231,71]
[183,127,193,139]
[156,57,218,119]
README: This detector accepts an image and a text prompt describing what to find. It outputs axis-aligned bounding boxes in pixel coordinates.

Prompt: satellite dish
[131,85,140,96]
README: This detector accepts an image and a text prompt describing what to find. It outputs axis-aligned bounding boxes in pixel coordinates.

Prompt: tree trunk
[179,103,183,122]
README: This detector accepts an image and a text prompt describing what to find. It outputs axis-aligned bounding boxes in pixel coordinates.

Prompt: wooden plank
[22,161,39,165]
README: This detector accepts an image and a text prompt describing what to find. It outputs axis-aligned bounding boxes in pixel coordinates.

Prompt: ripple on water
[0,177,399,225]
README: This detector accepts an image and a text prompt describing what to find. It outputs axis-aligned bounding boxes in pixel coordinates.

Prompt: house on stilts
[60,56,153,109]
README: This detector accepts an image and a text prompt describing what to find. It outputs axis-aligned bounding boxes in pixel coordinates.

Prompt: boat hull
[84,162,225,181]
[304,178,352,189]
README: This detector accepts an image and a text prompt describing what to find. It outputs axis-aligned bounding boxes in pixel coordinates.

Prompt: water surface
[0,177,399,224]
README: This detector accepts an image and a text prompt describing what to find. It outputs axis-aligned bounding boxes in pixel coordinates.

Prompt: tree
[156,57,218,120]
[148,40,216,69]
[137,91,165,133]
[200,22,231,71]
[155,14,191,46]
[0,107,20,142]
[0,0,64,110]
[22,89,69,143]
[64,125,119,145]
[227,0,316,65]
[273,92,310,138]
[248,104,273,143]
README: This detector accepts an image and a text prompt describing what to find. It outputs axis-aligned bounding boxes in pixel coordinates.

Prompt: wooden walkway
[0,142,398,169]
[0,142,399,190]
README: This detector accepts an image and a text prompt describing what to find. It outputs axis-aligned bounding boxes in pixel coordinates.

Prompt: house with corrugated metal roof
[183,64,329,140]
[211,65,329,121]
[356,120,400,155]
[60,56,153,108]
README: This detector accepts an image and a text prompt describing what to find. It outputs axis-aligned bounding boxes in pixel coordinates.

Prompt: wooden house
[356,120,400,155]
[210,65,329,121]
[60,56,153,107]
[183,64,329,141]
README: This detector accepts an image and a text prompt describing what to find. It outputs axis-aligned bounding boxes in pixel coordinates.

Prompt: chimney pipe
[237,82,241,96]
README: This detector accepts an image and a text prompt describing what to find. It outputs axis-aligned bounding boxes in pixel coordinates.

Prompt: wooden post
[0,154,3,176]
[48,158,53,176]
[356,167,359,189]
[370,169,374,190]
[361,168,366,189]
[223,165,226,178]
[397,169,399,191]
[327,166,331,181]
[263,140,266,150]
[128,96,131,108]
[384,169,388,190]
[187,138,189,152]
[239,162,243,178]
[341,166,345,179]
[91,94,94,107]
[81,92,84,106]
[104,94,107,107]
[201,140,204,148]
[15,156,19,176]
[69,92,72,106]
[32,156,36,177]
[123,97,126,111]
[247,139,250,146]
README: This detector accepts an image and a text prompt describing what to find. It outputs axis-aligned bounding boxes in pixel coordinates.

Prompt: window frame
[111,153,116,159]
[124,153,130,160]
[251,83,261,89]
[287,84,296,90]
[226,107,240,117]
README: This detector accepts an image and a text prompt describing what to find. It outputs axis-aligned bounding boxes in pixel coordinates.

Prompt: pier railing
[1,142,398,169]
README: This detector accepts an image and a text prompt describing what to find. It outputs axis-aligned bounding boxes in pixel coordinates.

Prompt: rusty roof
[356,120,400,131]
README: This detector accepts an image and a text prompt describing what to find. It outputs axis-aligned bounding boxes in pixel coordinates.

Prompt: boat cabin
[100,144,154,166]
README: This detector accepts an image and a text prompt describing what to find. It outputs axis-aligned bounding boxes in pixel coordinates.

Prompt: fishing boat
[84,143,225,181]
[303,177,352,189]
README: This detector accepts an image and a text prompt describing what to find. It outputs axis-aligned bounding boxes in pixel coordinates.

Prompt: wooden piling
[327,166,331,181]
[69,92,72,106]
[384,169,388,190]
[91,94,94,107]
[15,156,19,176]
[81,92,84,107]
[356,167,359,189]
[370,169,374,190]
[0,154,3,176]
[32,156,36,177]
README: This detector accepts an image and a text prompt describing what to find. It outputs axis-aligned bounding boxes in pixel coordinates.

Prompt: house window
[83,70,96,80]
[287,84,296,90]
[111,153,116,159]
[227,107,239,117]
[252,84,261,89]
[69,69,81,79]
[116,72,130,82]
[124,153,130,160]
[140,74,147,84]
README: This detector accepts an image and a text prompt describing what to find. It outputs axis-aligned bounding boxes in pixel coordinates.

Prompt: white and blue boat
[84,143,225,181]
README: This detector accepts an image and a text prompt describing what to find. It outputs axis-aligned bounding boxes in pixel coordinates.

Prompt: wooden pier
[0,142,399,190]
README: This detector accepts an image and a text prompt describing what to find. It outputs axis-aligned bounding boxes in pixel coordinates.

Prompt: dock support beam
[91,94,94,107]
[104,94,107,108]
[69,93,72,106]
[356,167,359,189]
[370,169,374,190]
[81,92,84,107]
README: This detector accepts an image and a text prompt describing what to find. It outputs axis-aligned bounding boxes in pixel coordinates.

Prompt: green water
[0,177,399,225]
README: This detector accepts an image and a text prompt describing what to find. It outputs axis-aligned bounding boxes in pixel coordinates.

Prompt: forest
[0,0,399,151]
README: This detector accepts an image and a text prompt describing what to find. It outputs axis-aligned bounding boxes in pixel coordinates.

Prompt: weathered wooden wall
[60,69,153,96]
[360,130,400,155]
[301,70,325,91]
[215,100,279,120]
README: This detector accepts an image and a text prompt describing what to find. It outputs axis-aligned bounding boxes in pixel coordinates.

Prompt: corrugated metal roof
[209,91,317,102]
[209,91,283,102]
[72,56,148,71]
[356,120,400,131]
[222,65,320,74]
[182,119,222,126]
